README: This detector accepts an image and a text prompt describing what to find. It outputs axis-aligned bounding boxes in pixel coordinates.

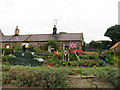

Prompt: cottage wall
[2,40,83,51]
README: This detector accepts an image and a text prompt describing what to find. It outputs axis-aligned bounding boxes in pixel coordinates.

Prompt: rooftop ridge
[3,33,83,36]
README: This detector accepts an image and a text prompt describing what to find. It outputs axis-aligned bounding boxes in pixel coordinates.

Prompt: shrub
[88,55,98,59]
[97,59,104,66]
[1,48,14,55]
[2,72,13,86]
[13,43,21,51]
[73,66,119,88]
[2,56,14,62]
[2,64,12,71]
[69,61,78,66]
[106,69,120,88]
[48,40,59,51]
[33,46,41,53]
[2,65,69,88]
[79,56,89,59]
[106,53,114,65]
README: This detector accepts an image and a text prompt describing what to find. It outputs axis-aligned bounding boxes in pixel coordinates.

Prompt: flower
[48,63,54,66]
[53,51,61,55]
[93,65,96,68]
[80,64,87,67]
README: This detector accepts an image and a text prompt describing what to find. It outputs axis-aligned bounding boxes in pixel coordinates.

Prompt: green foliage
[1,48,13,55]
[106,51,114,55]
[97,60,104,66]
[2,64,119,88]
[48,40,59,51]
[33,46,41,53]
[118,56,120,67]
[68,61,78,66]
[69,53,78,61]
[88,41,111,51]
[2,72,13,85]
[79,55,98,59]
[59,32,67,34]
[104,25,120,44]
[79,56,89,59]
[13,43,21,51]
[106,51,114,65]
[105,69,120,88]
[2,64,12,71]
[88,55,98,59]
[2,56,14,62]
[72,66,119,87]
[2,65,69,88]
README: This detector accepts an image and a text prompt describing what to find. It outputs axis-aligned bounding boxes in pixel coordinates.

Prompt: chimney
[15,26,20,36]
[53,25,57,34]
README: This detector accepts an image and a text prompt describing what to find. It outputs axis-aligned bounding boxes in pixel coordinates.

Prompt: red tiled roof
[110,42,120,49]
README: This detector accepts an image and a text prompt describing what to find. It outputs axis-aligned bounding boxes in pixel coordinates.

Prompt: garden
[1,45,120,88]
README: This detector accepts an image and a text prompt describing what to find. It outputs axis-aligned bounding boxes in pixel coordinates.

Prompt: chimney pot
[53,25,57,34]
[15,26,20,36]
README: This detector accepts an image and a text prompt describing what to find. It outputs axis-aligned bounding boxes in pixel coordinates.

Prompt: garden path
[67,74,115,88]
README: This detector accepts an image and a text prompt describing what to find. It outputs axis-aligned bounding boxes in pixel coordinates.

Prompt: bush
[106,69,120,88]
[97,60,104,66]
[2,72,13,86]
[78,66,119,88]
[1,48,14,55]
[88,55,98,59]
[106,53,114,65]
[2,65,69,88]
[69,61,78,66]
[79,56,89,59]
[13,43,21,51]
[2,56,14,62]
[2,64,12,71]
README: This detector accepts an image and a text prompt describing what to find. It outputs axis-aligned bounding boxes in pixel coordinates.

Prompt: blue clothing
[99,54,107,64]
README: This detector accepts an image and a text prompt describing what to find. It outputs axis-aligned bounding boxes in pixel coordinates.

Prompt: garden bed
[2,63,120,88]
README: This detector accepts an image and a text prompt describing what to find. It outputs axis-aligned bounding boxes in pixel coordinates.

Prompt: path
[67,74,115,88]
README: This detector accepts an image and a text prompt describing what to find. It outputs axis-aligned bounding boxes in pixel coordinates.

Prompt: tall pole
[54,19,57,26]
[118,1,120,24]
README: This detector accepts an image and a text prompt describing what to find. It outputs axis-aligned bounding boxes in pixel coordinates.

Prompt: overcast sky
[0,0,119,43]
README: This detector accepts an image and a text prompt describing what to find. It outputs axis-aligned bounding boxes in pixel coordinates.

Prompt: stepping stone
[80,75,95,79]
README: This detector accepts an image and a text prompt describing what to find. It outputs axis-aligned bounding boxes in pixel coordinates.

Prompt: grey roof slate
[27,33,83,41]
[2,35,30,42]
[9,35,30,42]
[2,36,13,42]
[2,33,83,42]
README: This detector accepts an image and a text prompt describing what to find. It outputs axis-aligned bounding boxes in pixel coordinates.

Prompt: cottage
[1,26,84,51]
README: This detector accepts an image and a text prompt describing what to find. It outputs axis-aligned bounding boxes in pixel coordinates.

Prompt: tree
[48,40,59,51]
[88,40,111,51]
[104,25,120,44]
